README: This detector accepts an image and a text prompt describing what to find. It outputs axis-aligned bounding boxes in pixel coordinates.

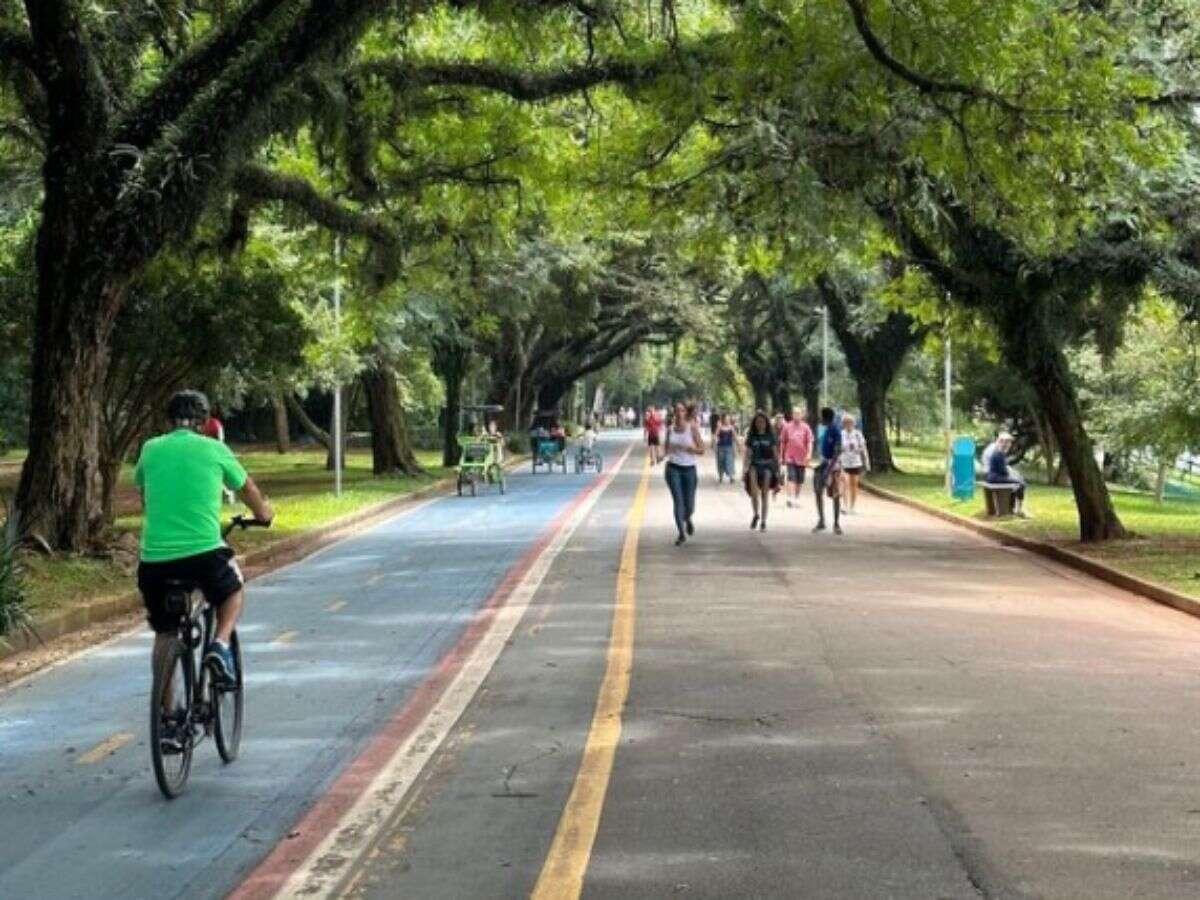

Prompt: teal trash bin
[951,436,976,500]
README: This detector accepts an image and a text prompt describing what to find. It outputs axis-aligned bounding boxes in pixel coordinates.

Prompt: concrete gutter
[862,481,1200,620]
[1,457,528,661]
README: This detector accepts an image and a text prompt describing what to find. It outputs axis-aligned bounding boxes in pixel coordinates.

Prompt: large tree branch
[843,0,1020,113]
[233,164,402,252]
[359,56,665,101]
[113,0,292,150]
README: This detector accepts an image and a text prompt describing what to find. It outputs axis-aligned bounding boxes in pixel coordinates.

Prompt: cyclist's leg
[214,589,243,644]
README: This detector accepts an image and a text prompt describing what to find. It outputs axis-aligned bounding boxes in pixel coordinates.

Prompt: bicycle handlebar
[222,514,273,539]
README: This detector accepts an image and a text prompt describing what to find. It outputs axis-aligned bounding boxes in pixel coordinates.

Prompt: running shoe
[750,515,759,530]
[205,641,237,687]
[686,518,695,535]
[834,524,843,535]
[812,522,826,533]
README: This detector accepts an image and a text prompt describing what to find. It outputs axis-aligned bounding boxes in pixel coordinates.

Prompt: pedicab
[529,410,568,474]
[457,405,506,496]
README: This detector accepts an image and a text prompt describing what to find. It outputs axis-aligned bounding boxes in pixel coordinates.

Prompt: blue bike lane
[0,441,629,900]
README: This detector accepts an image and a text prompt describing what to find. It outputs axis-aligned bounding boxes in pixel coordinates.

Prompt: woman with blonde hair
[839,413,869,513]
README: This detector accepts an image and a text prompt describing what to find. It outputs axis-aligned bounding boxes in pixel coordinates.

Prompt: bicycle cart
[456,404,506,496]
[574,442,603,474]
[150,515,269,799]
[529,410,567,474]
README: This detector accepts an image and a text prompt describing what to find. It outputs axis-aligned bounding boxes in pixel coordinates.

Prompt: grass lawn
[13,447,452,616]
[871,442,1200,599]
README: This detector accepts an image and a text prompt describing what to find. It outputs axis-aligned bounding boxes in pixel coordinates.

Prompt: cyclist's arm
[238,476,274,524]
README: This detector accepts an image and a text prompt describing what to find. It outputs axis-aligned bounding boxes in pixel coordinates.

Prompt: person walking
[779,409,814,508]
[663,402,705,546]
[644,405,663,465]
[813,407,843,535]
[714,413,738,484]
[839,413,870,513]
[743,411,779,532]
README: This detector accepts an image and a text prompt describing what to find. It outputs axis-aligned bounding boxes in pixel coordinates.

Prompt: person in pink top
[779,408,814,508]
[644,406,663,466]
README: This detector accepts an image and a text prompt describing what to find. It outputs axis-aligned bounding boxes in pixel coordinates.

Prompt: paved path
[6,437,1200,899]
[0,442,619,899]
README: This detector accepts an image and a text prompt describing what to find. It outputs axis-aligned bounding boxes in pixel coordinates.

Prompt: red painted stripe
[230,445,630,900]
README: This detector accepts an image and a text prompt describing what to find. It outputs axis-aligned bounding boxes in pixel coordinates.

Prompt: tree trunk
[1028,357,1127,541]
[856,379,895,473]
[771,385,792,417]
[432,340,469,468]
[361,365,422,476]
[1154,459,1169,504]
[286,394,332,450]
[272,396,290,454]
[16,225,128,549]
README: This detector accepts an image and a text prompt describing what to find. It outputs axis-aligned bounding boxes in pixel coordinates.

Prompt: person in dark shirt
[813,407,843,535]
[742,411,779,532]
[986,433,1029,517]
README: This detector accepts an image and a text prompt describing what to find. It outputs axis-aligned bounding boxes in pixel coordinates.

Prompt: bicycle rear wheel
[151,638,194,798]
[213,630,244,763]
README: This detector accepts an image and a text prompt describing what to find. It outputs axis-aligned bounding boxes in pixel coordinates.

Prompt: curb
[862,481,1200,621]
[0,456,528,662]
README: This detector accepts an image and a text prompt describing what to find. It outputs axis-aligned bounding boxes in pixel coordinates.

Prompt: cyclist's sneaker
[206,640,237,687]
[159,718,186,755]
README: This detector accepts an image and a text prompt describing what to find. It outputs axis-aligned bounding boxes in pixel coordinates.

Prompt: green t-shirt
[134,429,248,563]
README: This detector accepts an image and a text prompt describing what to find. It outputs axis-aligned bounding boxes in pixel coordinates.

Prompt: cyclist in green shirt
[135,391,273,685]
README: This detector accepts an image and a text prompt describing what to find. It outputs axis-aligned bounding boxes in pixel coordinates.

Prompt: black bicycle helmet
[167,389,211,424]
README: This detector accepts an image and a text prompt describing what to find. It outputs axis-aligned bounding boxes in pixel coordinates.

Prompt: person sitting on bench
[986,433,1029,518]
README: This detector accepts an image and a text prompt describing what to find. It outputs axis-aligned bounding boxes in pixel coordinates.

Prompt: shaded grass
[871,442,1200,599]
[23,447,453,615]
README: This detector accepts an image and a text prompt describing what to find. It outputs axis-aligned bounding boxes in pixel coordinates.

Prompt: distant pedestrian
[714,413,738,484]
[839,413,869,513]
[813,407,843,535]
[779,409,814,509]
[644,406,663,466]
[743,411,779,532]
[663,402,705,546]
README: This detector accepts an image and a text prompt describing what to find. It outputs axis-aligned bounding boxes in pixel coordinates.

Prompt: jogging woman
[743,411,779,532]
[839,413,869,513]
[714,413,738,484]
[664,402,705,546]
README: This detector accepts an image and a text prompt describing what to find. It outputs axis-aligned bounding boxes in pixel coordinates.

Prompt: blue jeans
[716,445,736,481]
[664,462,698,535]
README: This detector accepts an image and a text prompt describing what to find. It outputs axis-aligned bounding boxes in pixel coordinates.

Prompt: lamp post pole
[821,304,829,409]
[332,238,343,498]
[944,325,953,493]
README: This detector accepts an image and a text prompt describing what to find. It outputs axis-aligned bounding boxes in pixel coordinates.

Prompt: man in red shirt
[779,408,814,508]
[644,406,663,465]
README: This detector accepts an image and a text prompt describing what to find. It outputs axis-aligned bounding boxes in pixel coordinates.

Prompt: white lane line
[274,444,635,899]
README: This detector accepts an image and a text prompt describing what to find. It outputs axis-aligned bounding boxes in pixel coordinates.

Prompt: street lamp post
[821,304,829,409]
[332,238,343,498]
[944,324,953,493]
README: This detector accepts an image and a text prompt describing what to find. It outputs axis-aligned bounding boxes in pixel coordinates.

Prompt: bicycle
[150,514,269,799]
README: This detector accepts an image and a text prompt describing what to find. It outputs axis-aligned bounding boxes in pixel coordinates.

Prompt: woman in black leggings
[743,411,779,532]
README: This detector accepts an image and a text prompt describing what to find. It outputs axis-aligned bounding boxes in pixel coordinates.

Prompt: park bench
[982,482,1020,517]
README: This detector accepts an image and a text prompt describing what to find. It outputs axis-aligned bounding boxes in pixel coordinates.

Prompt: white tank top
[666,424,699,467]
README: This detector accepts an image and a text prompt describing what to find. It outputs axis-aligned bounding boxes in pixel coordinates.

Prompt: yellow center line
[272,630,300,646]
[76,732,134,765]
[531,459,650,900]
[326,600,348,613]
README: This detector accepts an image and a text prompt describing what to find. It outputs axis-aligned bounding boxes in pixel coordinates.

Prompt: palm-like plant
[0,498,36,646]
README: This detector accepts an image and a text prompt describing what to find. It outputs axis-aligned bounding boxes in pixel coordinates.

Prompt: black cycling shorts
[137,546,244,634]
[786,463,807,484]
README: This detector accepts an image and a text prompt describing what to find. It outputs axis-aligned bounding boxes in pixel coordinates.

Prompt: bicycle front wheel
[213,631,244,763]
[151,638,194,799]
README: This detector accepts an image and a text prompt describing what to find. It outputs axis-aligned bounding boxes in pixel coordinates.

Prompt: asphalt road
[6,434,1200,900]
